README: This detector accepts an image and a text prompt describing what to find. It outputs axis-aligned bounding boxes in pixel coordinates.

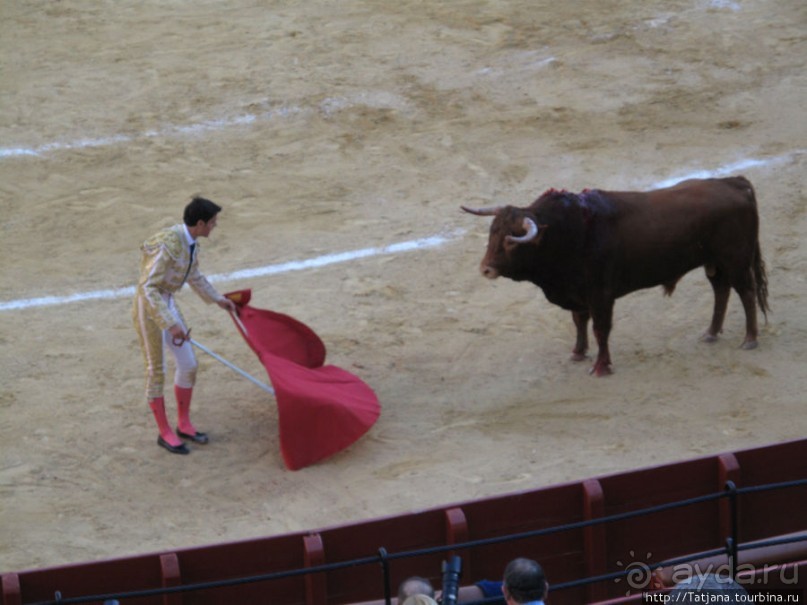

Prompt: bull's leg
[589,299,614,376]
[733,268,760,350]
[702,269,730,343]
[570,310,590,361]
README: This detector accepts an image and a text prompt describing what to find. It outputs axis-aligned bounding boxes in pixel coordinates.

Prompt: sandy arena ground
[1,0,805,574]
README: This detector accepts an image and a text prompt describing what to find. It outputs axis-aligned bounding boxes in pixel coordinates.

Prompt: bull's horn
[460,205,502,216]
[506,217,539,243]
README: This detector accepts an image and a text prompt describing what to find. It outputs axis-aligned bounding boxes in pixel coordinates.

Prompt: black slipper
[158,436,190,455]
[177,429,209,445]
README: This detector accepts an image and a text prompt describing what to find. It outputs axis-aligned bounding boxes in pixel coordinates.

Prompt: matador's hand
[217,298,237,314]
[169,324,190,346]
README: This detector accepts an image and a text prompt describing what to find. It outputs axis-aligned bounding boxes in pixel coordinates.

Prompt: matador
[132,197,236,455]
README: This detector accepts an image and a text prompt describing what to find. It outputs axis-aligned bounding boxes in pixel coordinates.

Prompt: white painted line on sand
[0,107,299,159]
[2,150,802,313]
[0,231,464,312]
[651,150,804,189]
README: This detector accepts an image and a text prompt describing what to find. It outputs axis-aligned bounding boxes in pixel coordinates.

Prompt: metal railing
[30,478,807,605]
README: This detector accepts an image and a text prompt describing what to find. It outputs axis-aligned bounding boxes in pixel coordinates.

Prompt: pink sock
[175,386,197,435]
[149,397,182,446]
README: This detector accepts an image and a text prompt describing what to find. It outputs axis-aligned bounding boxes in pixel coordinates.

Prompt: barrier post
[159,553,183,605]
[718,454,741,544]
[724,481,740,579]
[583,479,608,602]
[445,508,470,579]
[378,548,392,605]
[1,573,22,605]
[304,533,327,605]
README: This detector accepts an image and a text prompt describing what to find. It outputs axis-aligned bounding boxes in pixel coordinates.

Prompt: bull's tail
[754,240,770,321]
[742,178,770,320]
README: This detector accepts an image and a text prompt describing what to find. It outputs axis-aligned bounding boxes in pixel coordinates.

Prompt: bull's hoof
[570,351,588,362]
[589,363,613,377]
[700,332,719,343]
[741,339,758,350]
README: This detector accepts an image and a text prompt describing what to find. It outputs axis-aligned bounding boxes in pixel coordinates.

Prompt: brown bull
[462,176,769,376]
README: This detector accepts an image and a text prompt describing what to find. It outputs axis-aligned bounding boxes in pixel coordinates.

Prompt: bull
[461,176,769,376]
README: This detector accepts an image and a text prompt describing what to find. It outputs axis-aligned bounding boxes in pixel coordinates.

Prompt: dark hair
[183,197,222,226]
[503,558,546,603]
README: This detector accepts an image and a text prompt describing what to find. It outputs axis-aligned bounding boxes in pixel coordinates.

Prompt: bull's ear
[460,205,502,216]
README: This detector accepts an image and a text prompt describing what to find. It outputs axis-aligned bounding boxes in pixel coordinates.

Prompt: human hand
[218,298,238,314]
[169,324,190,346]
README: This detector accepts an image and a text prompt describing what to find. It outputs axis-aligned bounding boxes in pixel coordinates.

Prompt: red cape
[225,290,380,470]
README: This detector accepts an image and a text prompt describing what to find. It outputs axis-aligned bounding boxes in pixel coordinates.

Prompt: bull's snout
[480,264,499,279]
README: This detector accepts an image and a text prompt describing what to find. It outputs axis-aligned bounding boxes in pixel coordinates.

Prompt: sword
[189,338,275,396]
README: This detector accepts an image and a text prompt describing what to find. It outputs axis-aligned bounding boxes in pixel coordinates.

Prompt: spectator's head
[503,558,548,604]
[669,573,748,603]
[397,576,435,605]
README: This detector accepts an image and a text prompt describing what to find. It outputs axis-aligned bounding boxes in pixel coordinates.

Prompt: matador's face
[198,215,218,238]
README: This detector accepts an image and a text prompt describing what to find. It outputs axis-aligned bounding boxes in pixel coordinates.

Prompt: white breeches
[133,293,198,400]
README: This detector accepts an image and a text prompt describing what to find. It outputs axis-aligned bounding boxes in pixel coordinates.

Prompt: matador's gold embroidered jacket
[135,224,224,330]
